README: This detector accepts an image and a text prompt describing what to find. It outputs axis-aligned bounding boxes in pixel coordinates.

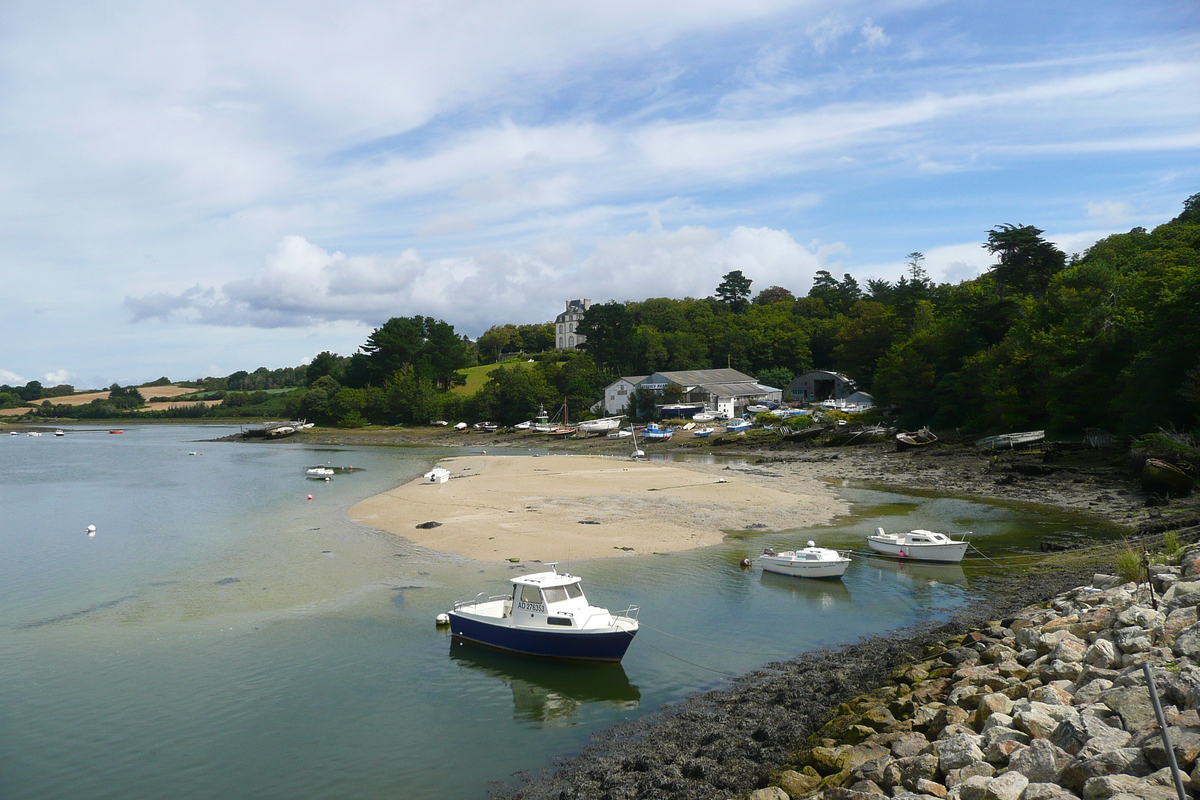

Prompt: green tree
[984,224,1066,297]
[753,285,794,305]
[715,270,753,312]
[576,301,637,374]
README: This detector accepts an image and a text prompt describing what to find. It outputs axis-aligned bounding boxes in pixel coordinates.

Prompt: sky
[1,1,1198,388]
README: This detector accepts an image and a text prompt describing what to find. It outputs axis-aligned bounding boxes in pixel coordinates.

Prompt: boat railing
[453,592,509,611]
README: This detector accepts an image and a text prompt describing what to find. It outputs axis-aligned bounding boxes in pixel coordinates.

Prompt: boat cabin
[507,568,594,628]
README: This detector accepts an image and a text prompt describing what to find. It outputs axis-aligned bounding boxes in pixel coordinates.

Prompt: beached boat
[447,565,640,662]
[641,423,673,441]
[1141,458,1194,496]
[974,430,1045,450]
[691,411,718,423]
[726,419,751,433]
[473,421,499,432]
[896,428,938,451]
[826,423,893,446]
[577,416,624,435]
[692,427,715,438]
[866,527,970,563]
[306,466,334,480]
[782,424,823,442]
[606,429,632,439]
[759,541,851,579]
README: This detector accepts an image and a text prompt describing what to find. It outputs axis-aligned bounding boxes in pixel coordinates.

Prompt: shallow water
[0,426,1121,800]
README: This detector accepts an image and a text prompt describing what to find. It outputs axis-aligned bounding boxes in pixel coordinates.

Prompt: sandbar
[349,454,845,562]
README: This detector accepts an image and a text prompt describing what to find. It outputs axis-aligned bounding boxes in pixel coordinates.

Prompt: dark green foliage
[476,323,555,362]
[984,224,1067,297]
[716,270,753,312]
[354,315,469,390]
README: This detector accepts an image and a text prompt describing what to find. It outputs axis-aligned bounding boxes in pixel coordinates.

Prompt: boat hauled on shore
[447,565,640,662]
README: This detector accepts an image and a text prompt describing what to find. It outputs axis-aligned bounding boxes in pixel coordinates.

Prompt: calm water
[0,425,1122,800]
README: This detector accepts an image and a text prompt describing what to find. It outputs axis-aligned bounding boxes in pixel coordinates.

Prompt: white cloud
[125,224,844,335]
[806,16,854,55]
[1085,200,1133,225]
[44,369,74,385]
[1,368,24,384]
[416,214,476,237]
[859,18,890,50]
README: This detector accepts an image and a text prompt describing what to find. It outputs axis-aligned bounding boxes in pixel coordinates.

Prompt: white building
[601,369,781,418]
[784,370,858,404]
[555,299,592,350]
[601,375,648,416]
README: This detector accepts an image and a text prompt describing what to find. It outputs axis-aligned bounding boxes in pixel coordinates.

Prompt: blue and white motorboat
[726,418,751,433]
[641,423,673,441]
[448,565,640,662]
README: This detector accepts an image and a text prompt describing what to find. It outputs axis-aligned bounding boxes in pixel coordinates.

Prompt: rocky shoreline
[491,540,1200,800]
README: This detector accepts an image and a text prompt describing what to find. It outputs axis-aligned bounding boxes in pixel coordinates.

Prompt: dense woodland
[15,194,1199,436]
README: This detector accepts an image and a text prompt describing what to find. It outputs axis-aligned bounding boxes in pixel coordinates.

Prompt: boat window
[565,582,583,599]
[547,617,572,626]
[542,586,569,604]
[520,585,542,605]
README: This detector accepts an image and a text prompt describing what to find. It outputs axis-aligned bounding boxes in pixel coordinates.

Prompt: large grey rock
[1051,636,1090,664]
[985,726,1032,749]
[1163,606,1199,638]
[985,712,1016,732]
[748,787,789,800]
[1075,679,1116,705]
[1030,684,1074,706]
[1061,748,1152,792]
[851,756,894,787]
[1172,622,1200,660]
[1053,714,1132,756]
[1081,773,1177,800]
[891,732,934,759]
[944,763,995,789]
[1142,726,1200,770]
[781,768,823,797]
[983,770,1029,800]
[1100,687,1158,733]
[956,775,992,800]
[1007,739,1075,784]
[896,753,940,791]
[1115,607,1163,630]
[1021,783,1079,800]
[1084,640,1121,670]
[1113,627,1153,654]
[1015,708,1060,740]
[933,734,986,772]
[1165,581,1200,612]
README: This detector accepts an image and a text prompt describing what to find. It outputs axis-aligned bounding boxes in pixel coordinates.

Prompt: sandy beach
[349,454,846,562]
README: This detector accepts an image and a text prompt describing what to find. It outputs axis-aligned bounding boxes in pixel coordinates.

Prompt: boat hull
[759,555,849,579]
[866,538,968,563]
[448,613,637,662]
[1142,458,1194,495]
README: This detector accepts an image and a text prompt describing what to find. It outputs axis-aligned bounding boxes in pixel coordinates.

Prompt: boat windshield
[542,582,584,604]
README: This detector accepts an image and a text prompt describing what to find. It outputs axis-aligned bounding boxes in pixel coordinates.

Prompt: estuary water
[0,425,1121,800]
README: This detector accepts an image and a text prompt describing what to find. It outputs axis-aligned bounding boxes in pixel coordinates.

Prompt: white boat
[726,419,751,433]
[454,422,468,430]
[974,430,1045,450]
[27,431,43,437]
[54,430,65,436]
[866,527,970,563]
[447,564,639,662]
[641,423,673,441]
[577,416,624,435]
[759,541,851,579]
[473,421,499,431]
[606,429,632,439]
[306,466,334,480]
[692,427,715,438]
[692,411,717,422]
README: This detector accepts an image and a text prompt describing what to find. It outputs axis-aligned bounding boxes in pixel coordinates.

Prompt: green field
[450,361,525,396]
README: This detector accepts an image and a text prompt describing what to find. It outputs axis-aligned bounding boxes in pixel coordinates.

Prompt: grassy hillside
[450,361,524,396]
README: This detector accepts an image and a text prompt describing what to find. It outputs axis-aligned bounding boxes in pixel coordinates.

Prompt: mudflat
[349,454,845,562]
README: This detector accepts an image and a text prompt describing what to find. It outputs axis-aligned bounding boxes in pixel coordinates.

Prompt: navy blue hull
[449,614,636,662]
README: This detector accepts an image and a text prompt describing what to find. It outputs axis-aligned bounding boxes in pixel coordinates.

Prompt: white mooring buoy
[86,525,97,537]
[435,613,450,626]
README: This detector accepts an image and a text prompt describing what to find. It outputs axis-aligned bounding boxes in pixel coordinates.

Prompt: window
[542,586,568,604]
[520,585,542,604]
[547,617,572,626]
[565,582,583,599]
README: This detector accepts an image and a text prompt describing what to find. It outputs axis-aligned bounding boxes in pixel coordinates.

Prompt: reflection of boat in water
[759,568,852,606]
[865,554,967,586]
[448,642,640,723]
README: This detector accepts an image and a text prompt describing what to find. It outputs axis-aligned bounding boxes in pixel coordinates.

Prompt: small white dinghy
[759,541,851,579]
[306,466,334,480]
[866,527,969,563]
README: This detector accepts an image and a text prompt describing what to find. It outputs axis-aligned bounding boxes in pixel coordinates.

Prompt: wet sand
[348,454,845,562]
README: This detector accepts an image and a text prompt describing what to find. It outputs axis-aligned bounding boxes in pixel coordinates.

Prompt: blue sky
[1,0,1197,388]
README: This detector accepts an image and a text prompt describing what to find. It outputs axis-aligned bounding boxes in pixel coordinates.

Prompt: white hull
[867,529,969,563]
[759,547,850,579]
[578,417,623,434]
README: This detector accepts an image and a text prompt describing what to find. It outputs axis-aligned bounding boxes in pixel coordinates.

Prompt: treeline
[574,194,1200,435]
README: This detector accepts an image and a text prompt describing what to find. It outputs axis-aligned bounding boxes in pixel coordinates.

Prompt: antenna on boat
[546,561,558,574]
